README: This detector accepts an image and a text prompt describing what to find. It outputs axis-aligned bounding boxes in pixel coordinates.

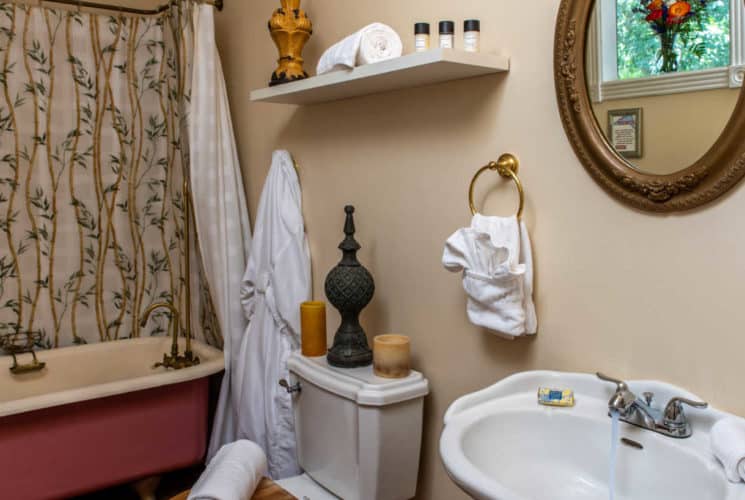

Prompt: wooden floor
[72,467,296,500]
[73,467,203,500]
[252,479,297,500]
[170,478,296,500]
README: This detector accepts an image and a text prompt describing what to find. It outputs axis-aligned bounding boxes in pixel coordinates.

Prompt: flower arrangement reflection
[636,0,712,73]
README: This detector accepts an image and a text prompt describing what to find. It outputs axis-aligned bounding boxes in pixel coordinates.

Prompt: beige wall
[592,88,739,174]
[215,1,745,499]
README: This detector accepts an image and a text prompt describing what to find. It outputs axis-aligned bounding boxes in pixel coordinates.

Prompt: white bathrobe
[234,151,311,479]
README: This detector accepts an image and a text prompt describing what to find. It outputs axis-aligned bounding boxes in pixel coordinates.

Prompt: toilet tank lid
[288,354,429,407]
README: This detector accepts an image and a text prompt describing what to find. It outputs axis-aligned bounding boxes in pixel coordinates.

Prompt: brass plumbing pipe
[138,175,199,370]
[183,176,193,360]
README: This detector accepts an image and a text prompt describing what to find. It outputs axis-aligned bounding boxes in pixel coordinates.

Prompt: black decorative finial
[339,206,361,264]
[344,205,355,234]
[325,205,374,368]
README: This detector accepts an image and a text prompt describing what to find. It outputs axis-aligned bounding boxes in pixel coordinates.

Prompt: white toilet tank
[287,353,429,500]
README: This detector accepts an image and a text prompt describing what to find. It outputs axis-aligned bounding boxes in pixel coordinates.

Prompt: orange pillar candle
[300,301,327,357]
[373,334,411,379]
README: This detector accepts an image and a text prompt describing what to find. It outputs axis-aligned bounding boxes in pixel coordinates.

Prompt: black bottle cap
[414,23,430,35]
[439,21,455,35]
[464,19,481,32]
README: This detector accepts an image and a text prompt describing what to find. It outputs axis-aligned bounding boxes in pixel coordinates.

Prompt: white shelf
[249,49,510,105]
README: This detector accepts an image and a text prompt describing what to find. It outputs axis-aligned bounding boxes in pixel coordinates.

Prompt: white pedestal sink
[440,371,745,500]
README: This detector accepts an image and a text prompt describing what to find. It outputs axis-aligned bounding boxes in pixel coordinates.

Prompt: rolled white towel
[317,23,402,75]
[188,440,268,500]
[711,417,745,483]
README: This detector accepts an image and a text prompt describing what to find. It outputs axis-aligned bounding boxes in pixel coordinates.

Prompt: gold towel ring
[468,153,525,218]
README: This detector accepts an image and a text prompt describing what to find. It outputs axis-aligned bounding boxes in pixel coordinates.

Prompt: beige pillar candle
[373,334,411,379]
[300,301,327,357]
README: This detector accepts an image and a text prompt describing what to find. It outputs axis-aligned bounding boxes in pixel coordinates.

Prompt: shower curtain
[0,2,221,349]
[187,3,253,459]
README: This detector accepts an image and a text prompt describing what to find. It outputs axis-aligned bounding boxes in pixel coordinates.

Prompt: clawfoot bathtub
[0,337,224,500]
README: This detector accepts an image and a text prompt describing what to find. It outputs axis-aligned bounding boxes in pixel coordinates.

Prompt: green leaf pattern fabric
[0,2,222,351]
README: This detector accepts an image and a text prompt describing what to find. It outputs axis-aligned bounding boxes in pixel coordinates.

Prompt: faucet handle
[663,397,708,427]
[597,373,637,413]
[596,372,629,390]
[643,392,654,406]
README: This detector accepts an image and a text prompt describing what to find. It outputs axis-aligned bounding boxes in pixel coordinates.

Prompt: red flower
[669,2,692,17]
[666,2,692,23]
[647,0,663,10]
[646,9,663,21]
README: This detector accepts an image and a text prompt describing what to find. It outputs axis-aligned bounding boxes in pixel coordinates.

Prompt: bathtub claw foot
[131,476,161,500]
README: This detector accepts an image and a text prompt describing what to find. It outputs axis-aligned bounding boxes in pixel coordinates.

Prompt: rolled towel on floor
[317,23,402,75]
[711,417,745,483]
[188,440,268,500]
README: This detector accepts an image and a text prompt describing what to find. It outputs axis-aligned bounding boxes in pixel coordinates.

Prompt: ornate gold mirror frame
[554,0,745,212]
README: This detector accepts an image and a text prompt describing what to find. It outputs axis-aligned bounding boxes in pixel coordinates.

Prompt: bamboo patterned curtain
[0,2,221,349]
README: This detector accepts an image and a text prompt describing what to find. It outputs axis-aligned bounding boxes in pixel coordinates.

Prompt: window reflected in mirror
[617,0,730,79]
[585,0,743,175]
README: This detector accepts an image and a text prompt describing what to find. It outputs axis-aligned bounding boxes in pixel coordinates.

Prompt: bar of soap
[537,387,575,407]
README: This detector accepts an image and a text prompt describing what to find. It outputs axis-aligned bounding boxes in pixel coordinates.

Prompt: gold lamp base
[268,0,313,86]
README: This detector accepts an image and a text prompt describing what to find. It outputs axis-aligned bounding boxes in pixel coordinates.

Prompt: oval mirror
[555,0,745,211]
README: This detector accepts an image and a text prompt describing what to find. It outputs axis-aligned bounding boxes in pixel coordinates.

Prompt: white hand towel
[442,215,537,338]
[317,23,402,75]
[711,417,745,483]
[188,440,268,500]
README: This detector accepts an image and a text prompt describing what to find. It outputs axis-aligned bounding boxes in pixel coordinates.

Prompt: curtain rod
[35,0,223,16]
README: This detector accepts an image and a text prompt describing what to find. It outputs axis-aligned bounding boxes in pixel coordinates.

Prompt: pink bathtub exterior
[0,337,225,500]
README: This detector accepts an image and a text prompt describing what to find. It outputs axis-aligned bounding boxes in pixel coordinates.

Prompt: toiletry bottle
[439,21,455,49]
[464,19,481,52]
[415,23,430,52]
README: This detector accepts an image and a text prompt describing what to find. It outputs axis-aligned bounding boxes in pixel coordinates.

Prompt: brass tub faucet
[141,302,200,370]
[0,330,47,375]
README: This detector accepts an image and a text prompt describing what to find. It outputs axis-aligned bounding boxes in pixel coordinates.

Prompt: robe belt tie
[255,272,271,295]
[250,271,290,335]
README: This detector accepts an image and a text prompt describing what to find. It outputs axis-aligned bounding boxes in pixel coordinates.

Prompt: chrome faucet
[597,373,708,438]
[141,302,200,370]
